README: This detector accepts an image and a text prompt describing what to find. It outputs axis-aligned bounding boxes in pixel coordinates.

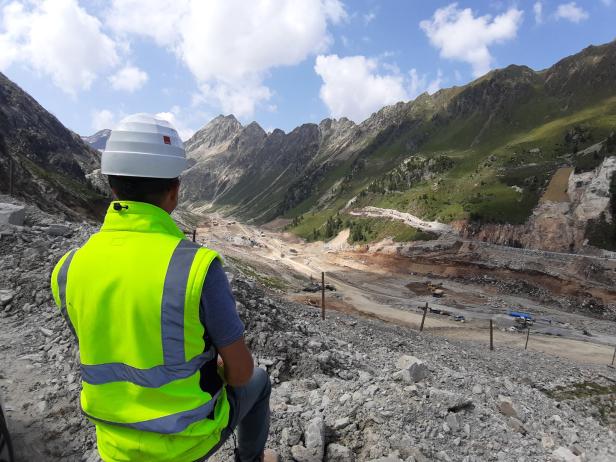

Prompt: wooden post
[612,345,616,366]
[525,328,530,350]
[192,229,196,242]
[8,157,14,196]
[321,272,325,320]
[489,319,494,351]
[420,302,428,332]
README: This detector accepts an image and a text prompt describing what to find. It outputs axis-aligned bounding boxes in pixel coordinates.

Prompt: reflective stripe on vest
[83,389,223,434]
[56,238,222,432]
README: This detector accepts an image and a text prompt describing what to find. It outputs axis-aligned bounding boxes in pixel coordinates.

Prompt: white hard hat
[101,113,186,178]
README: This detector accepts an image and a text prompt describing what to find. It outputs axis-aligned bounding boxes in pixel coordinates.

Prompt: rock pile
[1,199,616,461]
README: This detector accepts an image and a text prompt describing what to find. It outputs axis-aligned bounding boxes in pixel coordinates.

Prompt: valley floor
[2,201,616,461]
[194,216,616,367]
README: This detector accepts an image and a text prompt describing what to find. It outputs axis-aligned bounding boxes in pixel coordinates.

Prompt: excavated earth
[1,200,616,462]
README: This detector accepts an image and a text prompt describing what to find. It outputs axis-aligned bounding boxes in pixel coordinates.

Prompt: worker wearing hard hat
[50,114,276,462]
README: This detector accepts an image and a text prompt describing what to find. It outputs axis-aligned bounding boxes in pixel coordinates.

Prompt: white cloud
[0,0,119,94]
[91,109,117,131]
[109,65,148,92]
[420,4,523,78]
[555,2,589,22]
[601,0,613,6]
[314,54,409,122]
[106,0,346,117]
[534,2,543,24]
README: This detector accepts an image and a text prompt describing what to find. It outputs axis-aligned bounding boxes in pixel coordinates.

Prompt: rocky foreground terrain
[1,198,616,462]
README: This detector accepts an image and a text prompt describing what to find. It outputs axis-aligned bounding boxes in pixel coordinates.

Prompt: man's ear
[170,179,180,202]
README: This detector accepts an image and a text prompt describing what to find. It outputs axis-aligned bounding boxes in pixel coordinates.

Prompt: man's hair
[107,175,179,205]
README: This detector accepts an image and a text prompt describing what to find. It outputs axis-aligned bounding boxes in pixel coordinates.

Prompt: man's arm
[218,337,254,387]
[201,258,254,387]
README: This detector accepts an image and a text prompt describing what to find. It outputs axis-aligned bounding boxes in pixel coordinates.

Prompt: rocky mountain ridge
[0,72,107,220]
[81,129,110,151]
[180,41,616,254]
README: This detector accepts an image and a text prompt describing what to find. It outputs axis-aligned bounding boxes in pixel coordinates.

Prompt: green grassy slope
[283,54,616,238]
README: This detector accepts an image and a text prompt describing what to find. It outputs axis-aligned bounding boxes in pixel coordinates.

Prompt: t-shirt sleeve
[200,258,245,349]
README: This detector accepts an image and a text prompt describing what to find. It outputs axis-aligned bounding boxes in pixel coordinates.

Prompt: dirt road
[195,217,616,367]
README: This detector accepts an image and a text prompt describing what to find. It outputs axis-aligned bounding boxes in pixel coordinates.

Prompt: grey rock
[445,413,460,432]
[0,289,15,307]
[334,417,351,429]
[507,417,526,434]
[0,203,25,226]
[326,443,353,461]
[305,417,325,454]
[497,396,523,420]
[552,447,581,462]
[291,445,322,462]
[47,224,73,237]
[395,355,429,383]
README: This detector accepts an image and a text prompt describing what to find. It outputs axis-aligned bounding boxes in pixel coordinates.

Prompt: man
[50,114,275,462]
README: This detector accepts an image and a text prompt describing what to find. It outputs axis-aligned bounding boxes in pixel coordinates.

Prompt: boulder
[305,417,325,454]
[326,443,353,461]
[395,355,429,383]
[0,203,25,226]
[552,447,581,462]
[497,396,525,421]
[0,289,15,307]
[291,417,325,462]
[47,224,73,237]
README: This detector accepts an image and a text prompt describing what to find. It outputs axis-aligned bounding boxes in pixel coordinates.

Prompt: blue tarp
[508,311,533,320]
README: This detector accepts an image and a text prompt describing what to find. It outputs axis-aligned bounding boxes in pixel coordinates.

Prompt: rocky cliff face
[0,72,107,220]
[455,151,616,253]
[181,114,375,222]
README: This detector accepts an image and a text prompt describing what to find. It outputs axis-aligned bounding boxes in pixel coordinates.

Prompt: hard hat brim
[102,151,186,179]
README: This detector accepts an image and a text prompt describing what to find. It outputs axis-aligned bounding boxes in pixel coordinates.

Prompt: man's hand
[217,336,254,387]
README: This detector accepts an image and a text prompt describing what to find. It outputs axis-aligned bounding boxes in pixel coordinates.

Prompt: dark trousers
[196,368,271,462]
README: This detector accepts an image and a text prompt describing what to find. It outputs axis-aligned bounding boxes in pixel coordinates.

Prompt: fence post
[420,302,428,332]
[321,272,325,320]
[612,345,616,366]
[489,319,494,351]
[525,327,530,350]
[192,229,196,242]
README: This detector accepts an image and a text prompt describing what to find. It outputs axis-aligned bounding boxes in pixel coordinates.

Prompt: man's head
[108,175,180,213]
[101,113,186,213]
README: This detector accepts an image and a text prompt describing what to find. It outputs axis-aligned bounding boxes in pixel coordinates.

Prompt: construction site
[2,196,616,461]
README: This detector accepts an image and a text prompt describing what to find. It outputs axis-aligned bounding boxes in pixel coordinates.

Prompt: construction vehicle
[426,281,445,298]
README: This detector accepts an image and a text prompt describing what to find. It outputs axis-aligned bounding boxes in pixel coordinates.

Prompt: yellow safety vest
[50,201,230,462]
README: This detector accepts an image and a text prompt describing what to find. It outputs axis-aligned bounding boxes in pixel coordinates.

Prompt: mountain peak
[185,114,243,154]
[82,129,111,151]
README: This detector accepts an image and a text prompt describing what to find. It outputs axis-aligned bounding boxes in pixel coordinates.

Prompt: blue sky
[0,0,614,139]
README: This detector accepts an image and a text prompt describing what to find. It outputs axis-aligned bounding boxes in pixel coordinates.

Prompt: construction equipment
[426,281,445,298]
